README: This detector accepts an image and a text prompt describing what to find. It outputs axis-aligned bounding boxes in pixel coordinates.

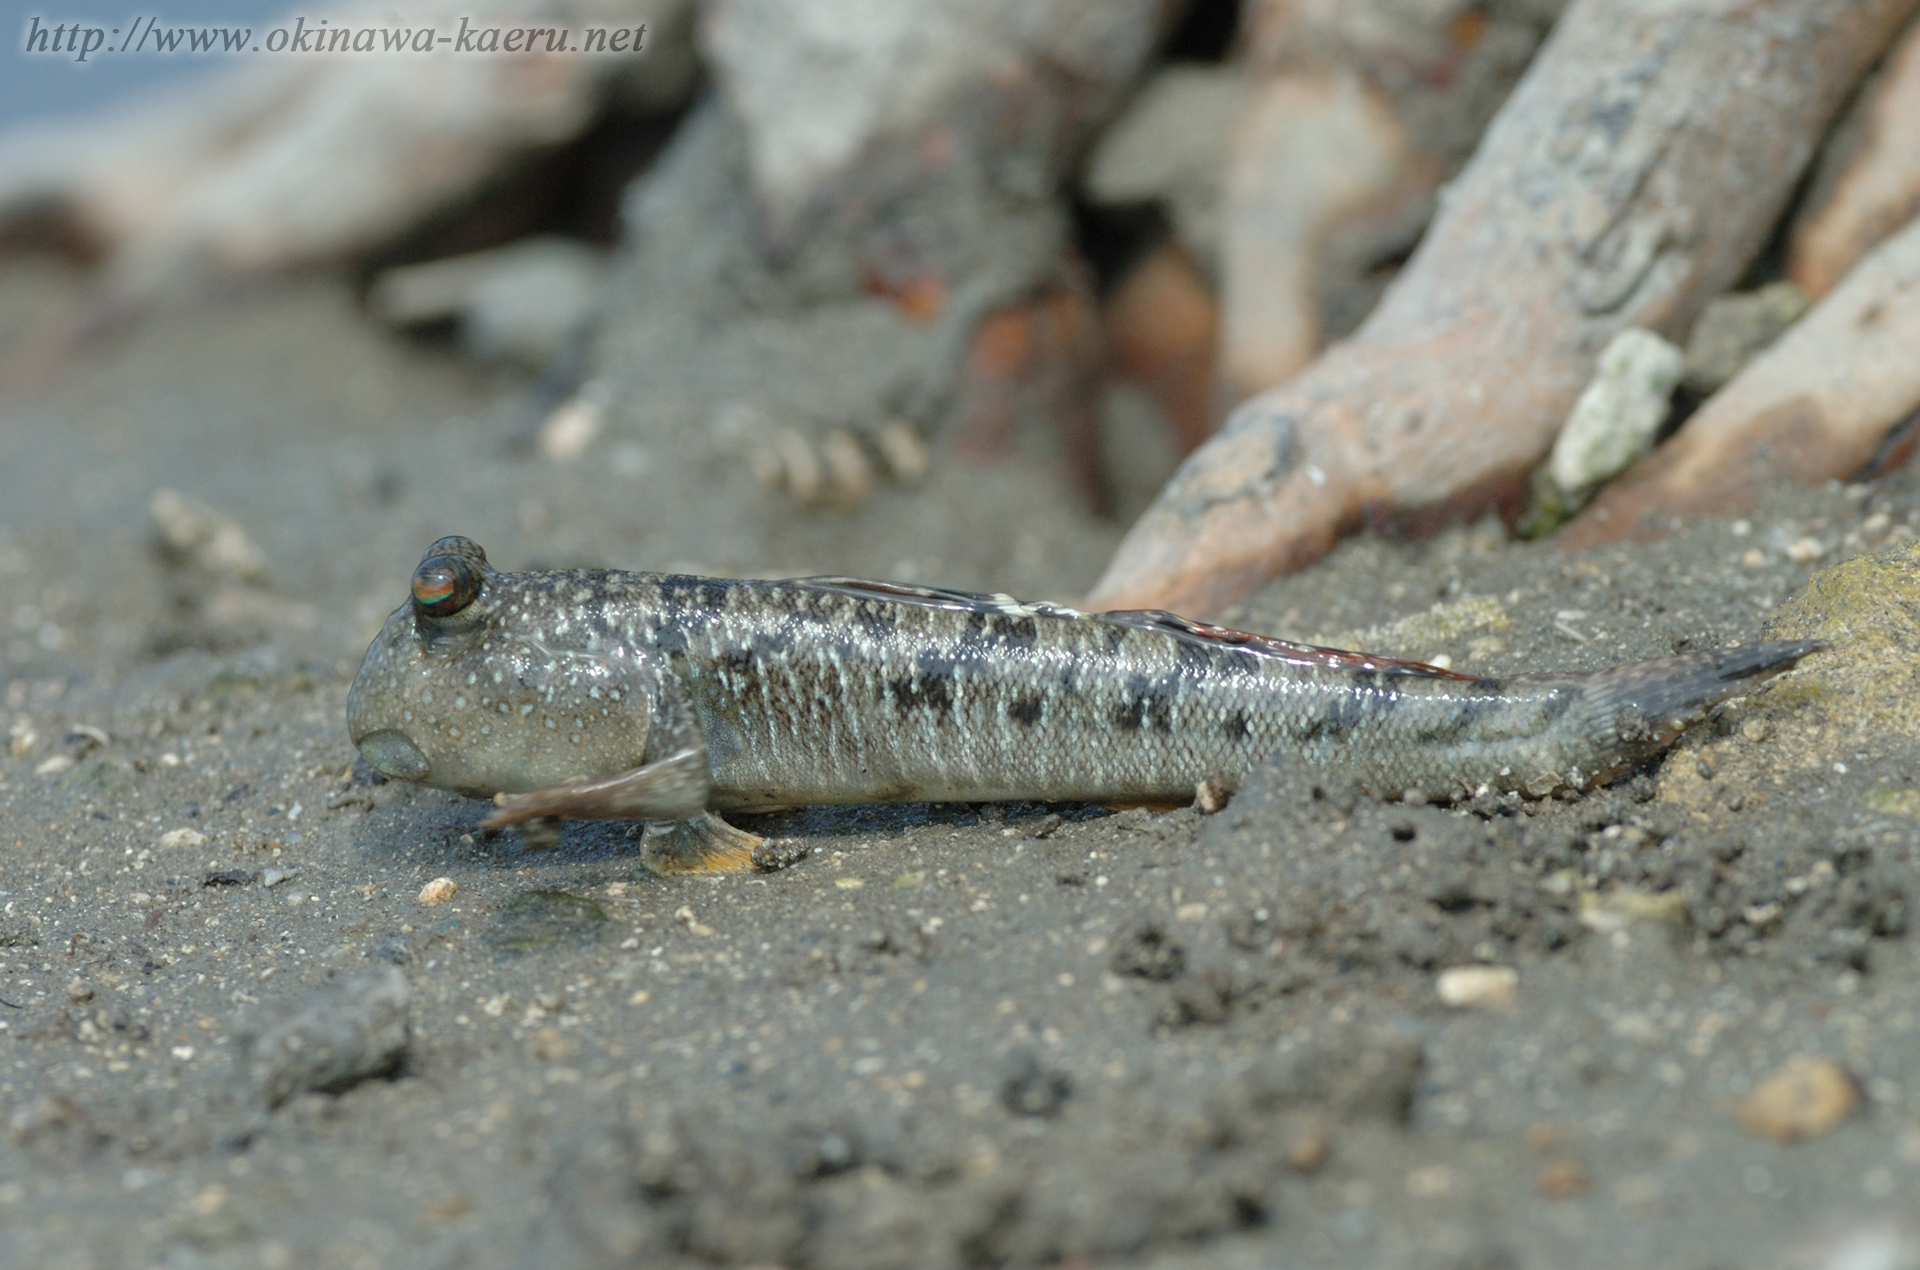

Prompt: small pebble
[536,392,604,464]
[875,419,930,484]
[65,980,93,1003]
[821,428,875,506]
[1536,1160,1591,1198]
[1286,1124,1331,1174]
[418,877,458,906]
[1436,965,1518,1010]
[1740,718,1772,743]
[1193,776,1232,815]
[235,966,410,1108]
[1680,281,1808,394]
[67,725,109,752]
[1786,537,1827,564]
[1739,1057,1859,1143]
[34,755,73,777]
[528,1027,573,1062]
[1578,888,1686,933]
[261,867,297,889]
[1001,1051,1072,1118]
[672,905,716,937]
[372,931,412,965]
[1741,548,1767,567]
[149,488,266,581]
[159,828,207,850]
[188,1183,228,1217]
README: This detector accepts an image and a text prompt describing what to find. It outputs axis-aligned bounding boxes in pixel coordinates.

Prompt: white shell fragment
[150,489,266,582]
[1436,964,1518,1010]
[1548,328,1684,497]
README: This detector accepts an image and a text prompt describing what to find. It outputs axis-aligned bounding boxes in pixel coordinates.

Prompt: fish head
[347,537,653,798]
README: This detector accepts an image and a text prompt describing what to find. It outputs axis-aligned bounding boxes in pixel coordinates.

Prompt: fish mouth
[355,729,430,782]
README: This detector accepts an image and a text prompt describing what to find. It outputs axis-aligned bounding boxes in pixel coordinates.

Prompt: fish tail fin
[1576,640,1825,770]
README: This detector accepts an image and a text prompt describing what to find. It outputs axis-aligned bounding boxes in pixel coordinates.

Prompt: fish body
[347,537,1820,872]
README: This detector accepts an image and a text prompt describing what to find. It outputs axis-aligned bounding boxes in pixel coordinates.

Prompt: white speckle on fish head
[347,565,657,799]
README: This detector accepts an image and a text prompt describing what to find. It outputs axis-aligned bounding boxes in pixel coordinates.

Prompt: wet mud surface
[3,262,1920,1268]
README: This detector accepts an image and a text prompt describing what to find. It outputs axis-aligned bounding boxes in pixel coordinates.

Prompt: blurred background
[1,0,287,125]
[1,0,1915,686]
[8,10,1920,1266]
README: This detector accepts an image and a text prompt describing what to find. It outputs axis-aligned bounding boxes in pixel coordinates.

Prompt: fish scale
[347,537,1823,874]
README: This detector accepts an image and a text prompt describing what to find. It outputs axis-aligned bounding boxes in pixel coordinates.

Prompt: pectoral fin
[482,746,710,827]
[640,813,770,875]
[474,666,797,876]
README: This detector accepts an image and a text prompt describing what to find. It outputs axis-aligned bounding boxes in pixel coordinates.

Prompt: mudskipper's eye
[412,555,481,618]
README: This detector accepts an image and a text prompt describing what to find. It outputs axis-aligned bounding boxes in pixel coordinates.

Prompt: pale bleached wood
[1089,0,1917,616]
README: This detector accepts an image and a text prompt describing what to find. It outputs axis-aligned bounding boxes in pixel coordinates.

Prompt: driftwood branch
[1562,212,1920,545]
[1788,12,1920,299]
[1088,0,1916,615]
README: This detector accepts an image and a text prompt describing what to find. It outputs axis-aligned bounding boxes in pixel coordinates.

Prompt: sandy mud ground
[3,259,1919,1269]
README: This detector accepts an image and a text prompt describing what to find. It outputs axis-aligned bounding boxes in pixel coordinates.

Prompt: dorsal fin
[795,577,1087,620]
[793,579,1474,680]
[1096,609,1479,680]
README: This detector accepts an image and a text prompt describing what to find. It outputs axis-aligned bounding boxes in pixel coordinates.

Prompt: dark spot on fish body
[1110,680,1174,735]
[1300,711,1349,745]
[849,600,899,643]
[1145,689,1174,734]
[1171,640,1218,677]
[1533,684,1576,725]
[960,608,1041,651]
[656,575,698,603]
[1439,686,1507,737]
[1347,669,1383,696]
[998,615,1039,650]
[751,625,799,664]
[1008,694,1046,727]
[659,574,732,612]
[1297,676,1377,744]
[889,669,956,719]
[1222,710,1250,744]
[652,624,689,657]
[714,645,758,693]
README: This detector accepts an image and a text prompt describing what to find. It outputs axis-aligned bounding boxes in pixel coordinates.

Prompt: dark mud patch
[4,265,1920,1268]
